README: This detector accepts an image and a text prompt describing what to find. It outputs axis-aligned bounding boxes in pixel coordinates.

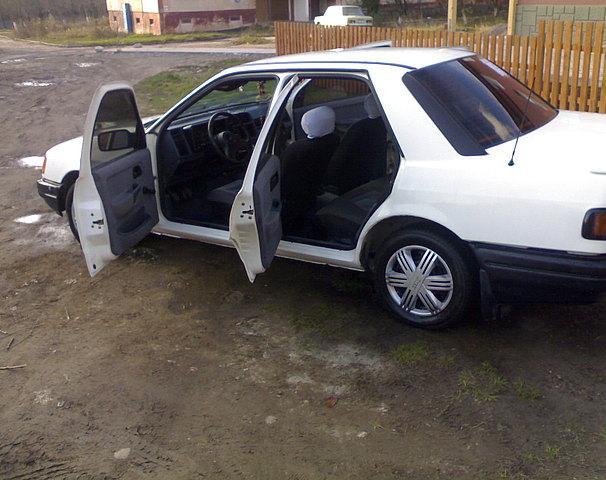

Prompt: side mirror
[98,129,134,152]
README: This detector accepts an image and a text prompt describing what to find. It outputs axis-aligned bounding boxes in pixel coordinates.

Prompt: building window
[135,17,141,24]
[181,17,192,24]
[149,18,154,25]
[230,16,242,21]
[113,15,117,22]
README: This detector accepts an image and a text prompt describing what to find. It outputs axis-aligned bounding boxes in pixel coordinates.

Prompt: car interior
[156,74,398,250]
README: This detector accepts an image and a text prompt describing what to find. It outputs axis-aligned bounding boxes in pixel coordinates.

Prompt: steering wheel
[207,111,253,164]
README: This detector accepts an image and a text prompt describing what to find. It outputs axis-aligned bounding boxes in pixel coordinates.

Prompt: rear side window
[295,77,370,108]
[403,56,557,155]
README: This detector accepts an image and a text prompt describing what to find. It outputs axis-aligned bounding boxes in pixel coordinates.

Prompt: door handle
[132,184,142,202]
[132,165,142,178]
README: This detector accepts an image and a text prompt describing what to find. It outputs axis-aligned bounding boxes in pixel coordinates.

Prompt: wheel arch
[57,170,79,213]
[360,215,479,273]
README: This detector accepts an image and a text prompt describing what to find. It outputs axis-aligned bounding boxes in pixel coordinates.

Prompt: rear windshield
[403,56,557,155]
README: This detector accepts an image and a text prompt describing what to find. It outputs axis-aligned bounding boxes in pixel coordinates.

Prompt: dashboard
[159,103,270,185]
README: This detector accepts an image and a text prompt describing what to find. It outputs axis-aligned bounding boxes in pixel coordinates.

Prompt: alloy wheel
[385,245,454,318]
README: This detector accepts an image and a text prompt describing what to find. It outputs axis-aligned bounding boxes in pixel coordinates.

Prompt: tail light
[41,155,47,174]
[582,209,606,240]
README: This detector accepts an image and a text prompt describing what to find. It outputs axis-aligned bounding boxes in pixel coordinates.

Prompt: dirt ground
[1,37,606,480]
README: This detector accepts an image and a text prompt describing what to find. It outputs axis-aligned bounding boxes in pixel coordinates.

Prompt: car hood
[516,110,606,174]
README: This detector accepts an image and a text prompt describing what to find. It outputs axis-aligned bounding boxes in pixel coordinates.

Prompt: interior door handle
[132,184,142,202]
[133,165,142,178]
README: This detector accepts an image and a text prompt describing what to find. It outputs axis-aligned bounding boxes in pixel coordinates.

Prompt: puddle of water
[14,214,44,224]
[18,156,44,168]
[75,62,98,68]
[15,81,54,87]
[1,58,26,64]
[12,215,73,252]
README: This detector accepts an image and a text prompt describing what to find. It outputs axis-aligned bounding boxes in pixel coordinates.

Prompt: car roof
[247,47,474,70]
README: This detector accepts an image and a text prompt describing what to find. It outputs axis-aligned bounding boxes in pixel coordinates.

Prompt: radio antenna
[509,77,536,167]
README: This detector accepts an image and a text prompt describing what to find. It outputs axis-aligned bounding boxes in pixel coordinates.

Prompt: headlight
[582,209,606,240]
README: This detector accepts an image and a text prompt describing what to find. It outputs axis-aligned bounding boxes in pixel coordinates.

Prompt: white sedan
[314,6,373,26]
[38,46,606,329]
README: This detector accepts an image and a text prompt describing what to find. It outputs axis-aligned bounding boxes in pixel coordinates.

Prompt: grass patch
[288,303,353,337]
[133,60,244,116]
[544,445,561,460]
[513,380,543,401]
[231,34,272,45]
[4,17,224,46]
[392,342,430,366]
[459,361,508,402]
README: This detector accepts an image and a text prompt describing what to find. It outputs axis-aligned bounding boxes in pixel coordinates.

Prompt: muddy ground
[1,37,605,480]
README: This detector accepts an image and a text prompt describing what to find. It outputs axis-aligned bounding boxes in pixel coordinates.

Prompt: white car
[37,46,606,329]
[314,5,373,26]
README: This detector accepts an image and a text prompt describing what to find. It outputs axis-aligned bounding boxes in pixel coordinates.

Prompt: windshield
[404,56,557,153]
[178,77,277,119]
[342,6,363,15]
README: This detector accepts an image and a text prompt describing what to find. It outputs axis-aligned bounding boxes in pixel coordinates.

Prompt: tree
[360,0,381,16]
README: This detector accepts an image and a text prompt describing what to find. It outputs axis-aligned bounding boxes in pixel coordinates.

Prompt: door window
[295,77,370,108]
[92,89,144,166]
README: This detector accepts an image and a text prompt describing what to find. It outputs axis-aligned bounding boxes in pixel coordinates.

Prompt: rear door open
[229,75,299,281]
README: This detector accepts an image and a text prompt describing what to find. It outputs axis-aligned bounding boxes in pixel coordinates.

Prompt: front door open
[229,75,299,281]
[74,83,158,276]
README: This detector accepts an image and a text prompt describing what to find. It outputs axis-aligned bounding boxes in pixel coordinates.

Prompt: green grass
[231,34,272,45]
[459,361,508,402]
[288,303,353,337]
[51,31,223,47]
[5,29,222,47]
[513,380,543,401]
[3,17,225,47]
[544,445,561,460]
[392,342,430,366]
[133,60,244,116]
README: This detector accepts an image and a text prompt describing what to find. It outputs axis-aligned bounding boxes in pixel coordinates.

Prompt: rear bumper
[470,242,606,304]
[37,178,62,214]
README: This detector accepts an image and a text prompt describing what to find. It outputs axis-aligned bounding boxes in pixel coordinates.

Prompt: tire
[65,183,80,243]
[371,229,475,329]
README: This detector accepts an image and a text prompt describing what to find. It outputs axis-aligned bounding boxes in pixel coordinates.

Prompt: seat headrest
[301,106,336,139]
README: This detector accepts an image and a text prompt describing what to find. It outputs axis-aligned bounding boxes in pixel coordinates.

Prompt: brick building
[107,0,256,35]
[514,0,606,35]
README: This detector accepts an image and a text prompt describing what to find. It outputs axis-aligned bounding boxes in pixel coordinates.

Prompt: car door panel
[253,154,282,269]
[92,148,158,255]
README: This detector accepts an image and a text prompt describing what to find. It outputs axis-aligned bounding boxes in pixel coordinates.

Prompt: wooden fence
[275,20,606,114]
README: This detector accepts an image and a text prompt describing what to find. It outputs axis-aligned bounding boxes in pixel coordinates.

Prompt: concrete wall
[107,0,255,34]
[106,0,159,13]
[161,0,255,13]
[515,1,606,36]
[162,9,256,32]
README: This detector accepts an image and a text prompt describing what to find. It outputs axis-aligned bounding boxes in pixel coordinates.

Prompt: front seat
[281,105,340,231]
[323,94,387,195]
